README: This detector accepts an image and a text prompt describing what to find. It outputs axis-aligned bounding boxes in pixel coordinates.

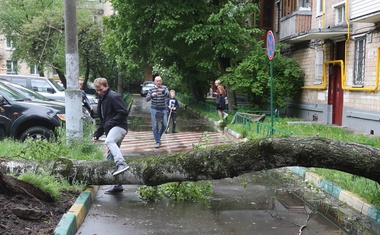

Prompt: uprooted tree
[1,136,380,200]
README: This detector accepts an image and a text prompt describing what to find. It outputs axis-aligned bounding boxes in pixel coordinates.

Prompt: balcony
[279,11,312,41]
[279,10,347,44]
[351,0,380,23]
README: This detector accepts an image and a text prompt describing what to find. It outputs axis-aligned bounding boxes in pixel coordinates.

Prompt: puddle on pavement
[80,170,378,235]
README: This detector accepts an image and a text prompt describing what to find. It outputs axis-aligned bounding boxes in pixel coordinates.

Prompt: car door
[0,91,16,140]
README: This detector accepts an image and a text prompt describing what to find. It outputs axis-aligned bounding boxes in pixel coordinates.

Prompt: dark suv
[0,81,66,141]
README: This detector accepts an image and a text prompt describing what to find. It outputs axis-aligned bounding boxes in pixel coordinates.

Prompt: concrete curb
[224,127,243,139]
[290,166,380,223]
[54,185,99,235]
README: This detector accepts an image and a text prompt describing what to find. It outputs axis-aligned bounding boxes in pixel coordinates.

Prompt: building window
[30,65,39,75]
[280,0,310,17]
[5,36,14,50]
[315,47,323,84]
[353,37,366,85]
[6,60,18,74]
[333,2,345,24]
[280,0,297,17]
[299,0,310,9]
[316,0,324,16]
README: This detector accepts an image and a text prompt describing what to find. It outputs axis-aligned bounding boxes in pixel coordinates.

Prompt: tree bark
[1,137,380,186]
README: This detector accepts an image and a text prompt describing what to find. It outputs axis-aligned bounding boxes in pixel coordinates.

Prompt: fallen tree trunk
[1,137,380,186]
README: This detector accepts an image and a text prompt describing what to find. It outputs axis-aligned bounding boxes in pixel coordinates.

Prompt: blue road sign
[267,30,275,60]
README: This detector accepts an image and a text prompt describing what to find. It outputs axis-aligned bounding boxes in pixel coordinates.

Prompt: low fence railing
[177,94,291,137]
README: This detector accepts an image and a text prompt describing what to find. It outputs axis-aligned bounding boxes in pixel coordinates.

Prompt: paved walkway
[118,130,236,155]
[96,129,238,160]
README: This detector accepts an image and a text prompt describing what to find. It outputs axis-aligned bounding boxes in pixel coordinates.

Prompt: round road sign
[267,30,275,60]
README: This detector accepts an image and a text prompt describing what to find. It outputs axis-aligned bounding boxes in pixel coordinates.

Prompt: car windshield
[0,83,27,101]
[2,81,51,101]
[87,82,95,89]
[145,83,155,87]
[49,78,65,91]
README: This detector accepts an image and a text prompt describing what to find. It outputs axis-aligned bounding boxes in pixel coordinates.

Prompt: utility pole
[64,0,83,142]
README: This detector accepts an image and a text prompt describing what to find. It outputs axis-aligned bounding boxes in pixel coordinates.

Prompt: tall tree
[103,0,260,100]
[104,0,303,108]
[0,0,64,75]
[0,0,113,86]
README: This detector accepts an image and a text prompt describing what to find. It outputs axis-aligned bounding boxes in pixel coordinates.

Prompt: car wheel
[20,126,54,142]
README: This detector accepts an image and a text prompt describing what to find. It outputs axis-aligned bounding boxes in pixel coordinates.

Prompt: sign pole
[270,60,274,135]
[266,30,275,135]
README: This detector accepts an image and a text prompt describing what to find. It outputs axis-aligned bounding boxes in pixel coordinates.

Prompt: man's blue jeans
[150,108,167,144]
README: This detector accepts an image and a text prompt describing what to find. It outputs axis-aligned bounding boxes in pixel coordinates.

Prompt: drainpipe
[341,0,379,91]
[321,0,325,28]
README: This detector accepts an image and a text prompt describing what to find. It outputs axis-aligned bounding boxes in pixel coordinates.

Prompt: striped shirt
[146,85,169,110]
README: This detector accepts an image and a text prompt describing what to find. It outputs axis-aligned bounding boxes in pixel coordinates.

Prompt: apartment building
[274,0,380,134]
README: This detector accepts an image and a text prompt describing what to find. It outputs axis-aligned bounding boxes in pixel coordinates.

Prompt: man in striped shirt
[146,76,170,148]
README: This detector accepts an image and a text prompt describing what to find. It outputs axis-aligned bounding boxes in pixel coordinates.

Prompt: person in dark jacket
[165,90,179,133]
[146,76,169,148]
[92,77,129,194]
[79,80,93,116]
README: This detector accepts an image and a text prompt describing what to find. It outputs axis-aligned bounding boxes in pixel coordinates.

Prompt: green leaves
[103,0,303,108]
[137,181,212,202]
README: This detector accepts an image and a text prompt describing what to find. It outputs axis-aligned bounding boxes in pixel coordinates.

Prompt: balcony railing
[279,11,311,41]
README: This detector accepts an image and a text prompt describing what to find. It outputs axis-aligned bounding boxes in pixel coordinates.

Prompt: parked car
[0,74,98,117]
[140,81,154,97]
[0,79,93,123]
[0,81,66,141]
[83,81,96,95]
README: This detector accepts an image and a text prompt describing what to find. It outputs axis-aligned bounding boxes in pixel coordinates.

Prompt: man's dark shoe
[155,143,161,148]
[113,163,130,176]
[105,186,124,194]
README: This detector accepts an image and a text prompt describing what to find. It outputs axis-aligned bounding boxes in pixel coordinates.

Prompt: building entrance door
[328,65,343,125]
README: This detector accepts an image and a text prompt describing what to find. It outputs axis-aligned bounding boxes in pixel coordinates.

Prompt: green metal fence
[232,112,292,136]
[123,92,130,102]
[177,94,292,137]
